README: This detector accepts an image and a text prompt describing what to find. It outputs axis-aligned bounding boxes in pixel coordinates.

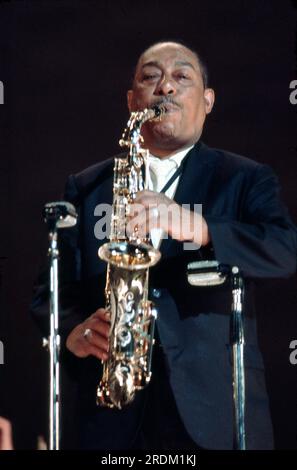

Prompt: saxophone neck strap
[159,150,190,194]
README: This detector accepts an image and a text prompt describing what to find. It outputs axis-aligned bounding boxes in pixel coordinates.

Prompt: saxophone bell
[99,241,160,271]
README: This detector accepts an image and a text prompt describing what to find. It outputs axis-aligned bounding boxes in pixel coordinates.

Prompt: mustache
[150,96,181,110]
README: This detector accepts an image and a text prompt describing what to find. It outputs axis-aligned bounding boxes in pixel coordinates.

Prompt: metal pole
[48,230,60,450]
[230,266,246,450]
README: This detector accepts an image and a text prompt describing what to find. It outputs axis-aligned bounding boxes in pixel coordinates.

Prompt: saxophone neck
[119,104,166,149]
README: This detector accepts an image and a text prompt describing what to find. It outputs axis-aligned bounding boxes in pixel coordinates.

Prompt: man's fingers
[127,206,164,237]
[85,329,109,353]
[88,317,110,338]
[88,343,109,362]
[126,209,148,238]
[92,308,111,322]
[66,308,111,361]
[134,190,161,206]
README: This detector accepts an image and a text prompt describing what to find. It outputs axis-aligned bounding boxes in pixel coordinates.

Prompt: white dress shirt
[148,145,194,248]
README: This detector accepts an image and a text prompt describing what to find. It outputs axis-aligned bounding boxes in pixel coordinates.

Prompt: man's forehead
[137,43,199,70]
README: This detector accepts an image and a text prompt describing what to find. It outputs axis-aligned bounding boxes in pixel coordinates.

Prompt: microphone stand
[187,261,246,450]
[230,266,246,450]
[43,201,77,450]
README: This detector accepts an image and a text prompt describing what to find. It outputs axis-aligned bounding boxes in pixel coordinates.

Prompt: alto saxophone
[97,105,165,409]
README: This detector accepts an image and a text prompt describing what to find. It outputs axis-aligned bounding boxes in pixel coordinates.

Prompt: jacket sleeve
[30,174,84,339]
[205,164,297,278]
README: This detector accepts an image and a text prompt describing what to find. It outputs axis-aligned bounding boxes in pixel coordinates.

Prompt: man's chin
[152,122,177,141]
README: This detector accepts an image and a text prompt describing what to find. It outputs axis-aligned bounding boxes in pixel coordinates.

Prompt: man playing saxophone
[31,41,297,449]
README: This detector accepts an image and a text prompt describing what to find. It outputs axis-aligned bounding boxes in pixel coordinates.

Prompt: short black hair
[134,39,209,89]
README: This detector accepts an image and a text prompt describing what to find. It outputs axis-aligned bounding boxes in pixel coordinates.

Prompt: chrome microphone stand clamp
[187,261,246,450]
[43,201,77,450]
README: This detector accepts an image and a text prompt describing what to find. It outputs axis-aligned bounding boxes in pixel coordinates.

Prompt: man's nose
[154,76,176,96]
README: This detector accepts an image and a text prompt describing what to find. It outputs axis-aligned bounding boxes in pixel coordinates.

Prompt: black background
[0,0,296,449]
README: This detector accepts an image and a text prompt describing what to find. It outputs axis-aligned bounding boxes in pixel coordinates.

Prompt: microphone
[43,201,77,230]
[187,260,229,287]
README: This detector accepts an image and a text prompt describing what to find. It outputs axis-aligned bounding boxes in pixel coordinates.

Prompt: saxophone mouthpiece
[150,104,166,120]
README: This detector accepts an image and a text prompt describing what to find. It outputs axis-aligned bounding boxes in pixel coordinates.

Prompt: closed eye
[176,73,190,80]
[142,74,159,81]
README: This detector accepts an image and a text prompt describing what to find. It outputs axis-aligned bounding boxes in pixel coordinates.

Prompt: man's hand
[66,308,110,361]
[0,417,13,450]
[128,190,210,246]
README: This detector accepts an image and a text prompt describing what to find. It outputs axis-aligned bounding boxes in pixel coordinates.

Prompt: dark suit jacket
[31,141,297,449]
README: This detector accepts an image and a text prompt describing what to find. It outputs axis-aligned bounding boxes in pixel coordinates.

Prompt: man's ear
[127,90,133,112]
[204,88,215,114]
